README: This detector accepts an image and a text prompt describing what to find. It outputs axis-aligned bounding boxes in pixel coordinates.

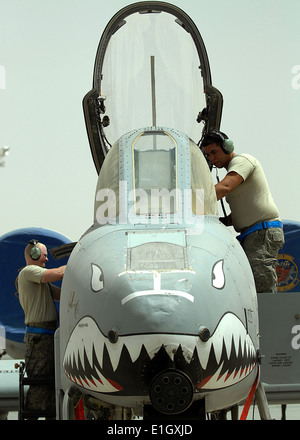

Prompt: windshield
[190,140,217,216]
[133,131,177,215]
[94,129,217,225]
[100,11,206,146]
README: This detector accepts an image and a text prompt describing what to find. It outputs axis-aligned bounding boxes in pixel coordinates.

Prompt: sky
[1,0,300,242]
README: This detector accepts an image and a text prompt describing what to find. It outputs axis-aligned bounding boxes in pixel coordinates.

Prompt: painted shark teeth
[63,313,257,394]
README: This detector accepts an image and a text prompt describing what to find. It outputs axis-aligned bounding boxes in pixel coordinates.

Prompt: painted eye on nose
[91,263,104,292]
[212,260,225,289]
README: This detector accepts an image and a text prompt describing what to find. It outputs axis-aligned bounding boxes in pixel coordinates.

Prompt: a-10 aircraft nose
[60,223,259,415]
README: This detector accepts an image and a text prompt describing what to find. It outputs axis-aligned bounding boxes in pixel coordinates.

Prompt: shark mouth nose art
[63,313,257,396]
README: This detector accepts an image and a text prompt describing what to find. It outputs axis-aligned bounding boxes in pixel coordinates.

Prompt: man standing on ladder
[202,130,284,293]
[18,240,66,419]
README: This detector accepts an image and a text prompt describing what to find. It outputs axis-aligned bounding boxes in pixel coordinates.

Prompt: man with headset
[201,130,284,293]
[18,240,66,419]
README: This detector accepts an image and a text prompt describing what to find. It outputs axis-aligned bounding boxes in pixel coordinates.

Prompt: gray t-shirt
[226,154,280,232]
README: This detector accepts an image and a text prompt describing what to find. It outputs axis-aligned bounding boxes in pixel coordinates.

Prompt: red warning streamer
[74,397,85,420]
[240,367,260,420]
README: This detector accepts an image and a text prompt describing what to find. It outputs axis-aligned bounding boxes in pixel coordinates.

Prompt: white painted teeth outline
[63,313,257,393]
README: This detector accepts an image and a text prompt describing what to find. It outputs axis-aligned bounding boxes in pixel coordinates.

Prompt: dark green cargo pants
[241,227,285,293]
[24,333,55,417]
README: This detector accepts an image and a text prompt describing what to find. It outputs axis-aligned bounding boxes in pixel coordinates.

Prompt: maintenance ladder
[16,361,56,420]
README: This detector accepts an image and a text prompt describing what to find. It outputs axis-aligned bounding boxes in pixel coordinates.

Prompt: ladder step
[20,409,56,419]
[21,377,55,386]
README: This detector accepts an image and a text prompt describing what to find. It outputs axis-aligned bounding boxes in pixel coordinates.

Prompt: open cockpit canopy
[83,2,223,173]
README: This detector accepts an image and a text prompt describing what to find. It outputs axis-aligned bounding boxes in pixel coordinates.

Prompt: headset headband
[203,130,234,154]
[29,239,39,246]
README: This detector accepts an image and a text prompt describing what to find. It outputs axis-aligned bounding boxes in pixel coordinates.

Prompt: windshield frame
[83,2,223,174]
[94,127,217,226]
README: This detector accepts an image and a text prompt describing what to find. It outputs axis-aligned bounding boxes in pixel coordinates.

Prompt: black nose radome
[149,369,193,414]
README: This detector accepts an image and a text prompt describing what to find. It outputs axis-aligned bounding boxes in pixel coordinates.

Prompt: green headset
[204,130,234,154]
[29,239,41,260]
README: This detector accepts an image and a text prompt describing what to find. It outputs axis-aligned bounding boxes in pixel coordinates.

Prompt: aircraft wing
[0,359,22,415]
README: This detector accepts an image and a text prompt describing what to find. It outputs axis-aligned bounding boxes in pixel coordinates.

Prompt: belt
[27,320,57,329]
[237,220,283,242]
[26,326,56,335]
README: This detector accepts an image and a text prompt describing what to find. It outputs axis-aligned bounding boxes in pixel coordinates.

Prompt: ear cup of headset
[209,130,234,154]
[29,240,41,260]
[223,138,234,154]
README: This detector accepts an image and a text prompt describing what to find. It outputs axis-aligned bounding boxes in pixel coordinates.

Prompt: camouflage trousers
[241,227,285,293]
[24,333,55,417]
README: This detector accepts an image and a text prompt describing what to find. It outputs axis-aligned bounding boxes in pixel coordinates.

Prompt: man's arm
[215,171,243,200]
[41,265,66,284]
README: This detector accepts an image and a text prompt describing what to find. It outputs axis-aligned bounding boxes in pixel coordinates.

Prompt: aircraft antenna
[150,55,158,151]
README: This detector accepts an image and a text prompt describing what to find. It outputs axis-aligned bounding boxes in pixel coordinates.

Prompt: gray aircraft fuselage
[58,127,259,416]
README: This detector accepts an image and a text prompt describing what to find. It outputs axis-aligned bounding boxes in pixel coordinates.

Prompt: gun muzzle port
[149,369,193,414]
